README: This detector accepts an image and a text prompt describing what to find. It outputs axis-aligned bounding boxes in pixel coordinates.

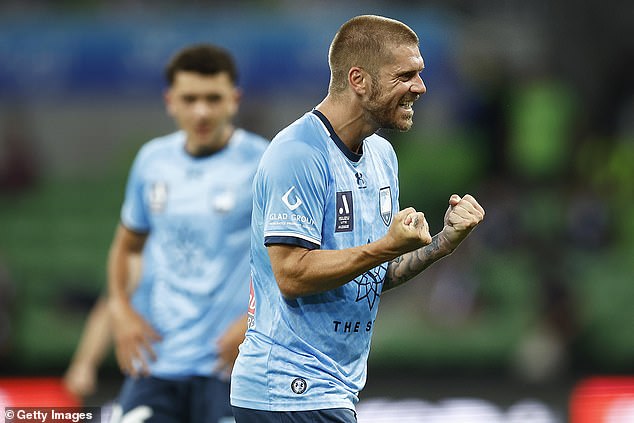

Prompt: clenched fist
[386,207,433,255]
[440,194,485,250]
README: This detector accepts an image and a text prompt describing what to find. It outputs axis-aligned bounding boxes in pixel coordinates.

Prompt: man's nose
[411,74,426,95]
[193,101,210,116]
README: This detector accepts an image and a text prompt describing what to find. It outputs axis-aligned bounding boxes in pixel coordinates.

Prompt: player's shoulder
[256,113,329,178]
[136,131,184,160]
[233,128,270,155]
[267,112,326,157]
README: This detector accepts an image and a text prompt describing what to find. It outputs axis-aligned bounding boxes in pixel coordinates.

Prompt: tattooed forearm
[383,234,449,291]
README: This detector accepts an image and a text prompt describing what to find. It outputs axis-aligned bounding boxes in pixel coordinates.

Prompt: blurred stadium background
[0,1,632,421]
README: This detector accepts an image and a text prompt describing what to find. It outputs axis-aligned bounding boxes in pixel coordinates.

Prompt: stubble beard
[366,85,414,132]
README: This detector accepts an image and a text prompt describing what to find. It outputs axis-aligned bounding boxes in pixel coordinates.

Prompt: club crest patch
[379,187,392,226]
[212,189,236,213]
[335,191,354,232]
[291,377,307,394]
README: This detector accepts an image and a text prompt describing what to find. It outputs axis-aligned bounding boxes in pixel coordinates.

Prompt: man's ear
[164,89,175,117]
[348,67,368,95]
[231,87,242,114]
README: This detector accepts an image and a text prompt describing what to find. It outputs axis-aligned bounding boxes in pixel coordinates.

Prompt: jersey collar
[312,109,363,162]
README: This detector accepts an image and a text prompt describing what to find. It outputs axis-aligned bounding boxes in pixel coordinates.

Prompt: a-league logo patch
[379,186,392,226]
[291,377,307,394]
[149,181,168,213]
[335,191,353,232]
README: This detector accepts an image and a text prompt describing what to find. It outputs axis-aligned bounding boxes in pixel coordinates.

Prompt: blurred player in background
[230,15,484,422]
[105,43,268,423]
[63,255,141,399]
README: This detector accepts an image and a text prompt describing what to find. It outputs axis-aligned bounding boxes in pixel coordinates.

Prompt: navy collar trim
[312,109,362,162]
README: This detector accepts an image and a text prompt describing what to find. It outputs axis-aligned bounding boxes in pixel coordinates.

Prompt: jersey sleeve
[258,140,328,250]
[120,148,150,233]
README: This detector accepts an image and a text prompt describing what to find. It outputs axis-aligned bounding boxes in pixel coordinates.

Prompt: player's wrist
[107,294,133,317]
[436,229,460,255]
[369,235,403,261]
[70,359,97,372]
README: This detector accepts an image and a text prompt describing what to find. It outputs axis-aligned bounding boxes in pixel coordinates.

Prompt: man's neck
[185,124,234,157]
[315,96,376,154]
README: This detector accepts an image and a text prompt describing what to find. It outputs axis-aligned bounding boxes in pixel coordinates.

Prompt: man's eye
[405,71,422,81]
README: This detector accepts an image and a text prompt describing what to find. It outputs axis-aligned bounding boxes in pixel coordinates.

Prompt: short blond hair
[328,15,419,94]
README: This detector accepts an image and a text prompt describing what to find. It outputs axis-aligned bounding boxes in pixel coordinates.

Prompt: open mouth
[399,101,414,110]
[194,126,212,136]
[399,94,419,111]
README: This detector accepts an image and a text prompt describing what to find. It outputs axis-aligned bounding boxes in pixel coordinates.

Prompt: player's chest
[327,164,397,235]
[142,165,252,217]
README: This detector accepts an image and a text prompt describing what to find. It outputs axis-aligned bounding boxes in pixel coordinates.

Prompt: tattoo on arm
[384,235,446,291]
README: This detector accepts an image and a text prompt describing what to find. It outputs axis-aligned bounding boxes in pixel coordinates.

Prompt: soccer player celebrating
[230,15,484,422]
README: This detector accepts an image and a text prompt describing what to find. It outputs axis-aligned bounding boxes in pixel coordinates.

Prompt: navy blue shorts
[114,375,234,423]
[231,406,356,423]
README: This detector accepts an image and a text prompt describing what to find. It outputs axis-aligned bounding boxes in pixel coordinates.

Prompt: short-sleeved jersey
[121,128,268,379]
[230,110,399,411]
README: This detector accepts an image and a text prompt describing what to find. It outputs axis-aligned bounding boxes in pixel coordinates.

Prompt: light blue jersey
[231,110,399,411]
[121,128,268,379]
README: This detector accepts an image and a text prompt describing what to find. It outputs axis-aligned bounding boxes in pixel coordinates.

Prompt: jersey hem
[230,398,355,412]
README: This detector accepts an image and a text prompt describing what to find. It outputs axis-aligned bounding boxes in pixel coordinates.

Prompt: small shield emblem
[379,187,392,226]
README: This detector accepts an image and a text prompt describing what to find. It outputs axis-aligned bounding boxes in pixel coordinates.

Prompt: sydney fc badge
[379,187,392,226]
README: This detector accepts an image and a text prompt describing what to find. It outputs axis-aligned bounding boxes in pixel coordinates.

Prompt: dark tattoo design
[383,235,446,291]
